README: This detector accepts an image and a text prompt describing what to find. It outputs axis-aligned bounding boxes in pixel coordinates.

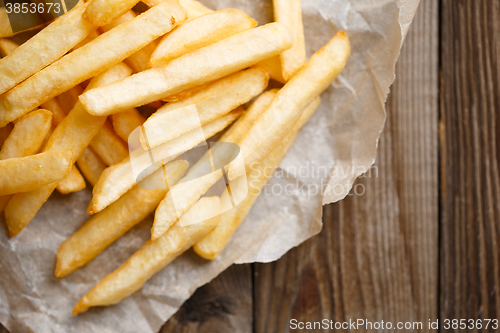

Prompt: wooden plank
[440,0,500,326]
[253,0,439,331]
[160,263,253,333]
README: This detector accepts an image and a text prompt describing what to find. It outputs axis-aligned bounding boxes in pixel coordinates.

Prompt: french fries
[79,23,293,116]
[88,110,242,214]
[56,160,189,277]
[76,148,107,186]
[101,10,158,73]
[151,90,278,240]
[0,110,53,213]
[4,63,132,237]
[89,121,129,166]
[0,1,187,127]
[194,97,321,259]
[273,0,306,81]
[111,109,146,142]
[0,2,95,95]
[73,196,221,315]
[141,67,269,149]
[0,151,73,195]
[149,8,257,68]
[54,84,129,166]
[228,31,350,181]
[84,0,141,26]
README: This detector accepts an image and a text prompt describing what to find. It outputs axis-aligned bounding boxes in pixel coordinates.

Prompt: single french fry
[257,56,286,84]
[0,110,53,213]
[0,2,187,127]
[141,67,269,149]
[194,97,321,259]
[0,39,19,57]
[79,23,292,116]
[89,121,129,166]
[76,148,107,186]
[101,10,158,73]
[83,0,142,26]
[228,31,350,181]
[72,196,220,315]
[56,167,86,194]
[273,0,306,81]
[56,85,84,114]
[0,151,73,195]
[111,108,146,142]
[4,63,132,237]
[56,160,189,278]
[0,2,95,95]
[151,91,278,240]
[88,110,241,215]
[149,8,257,68]
[144,0,211,19]
[0,110,52,160]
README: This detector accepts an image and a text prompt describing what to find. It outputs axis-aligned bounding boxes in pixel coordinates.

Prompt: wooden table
[2,0,499,332]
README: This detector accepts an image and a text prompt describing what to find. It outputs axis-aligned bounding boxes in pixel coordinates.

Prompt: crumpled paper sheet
[0,0,420,331]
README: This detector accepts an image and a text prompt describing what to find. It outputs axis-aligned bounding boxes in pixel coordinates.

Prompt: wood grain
[440,0,500,328]
[160,264,253,333]
[253,0,440,331]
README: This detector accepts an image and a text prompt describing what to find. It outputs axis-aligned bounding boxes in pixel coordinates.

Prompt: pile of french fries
[0,0,350,315]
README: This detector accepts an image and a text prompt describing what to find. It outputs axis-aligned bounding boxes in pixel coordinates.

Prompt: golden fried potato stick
[72,196,221,315]
[273,0,306,81]
[84,0,142,26]
[79,22,292,116]
[150,90,278,240]
[149,8,257,68]
[228,31,350,181]
[0,110,53,213]
[0,151,73,196]
[4,63,132,237]
[88,110,242,215]
[76,148,106,186]
[101,10,158,73]
[0,39,19,57]
[141,67,269,149]
[144,0,211,19]
[89,121,128,166]
[0,2,95,95]
[111,109,146,142]
[0,1,187,127]
[257,56,286,84]
[56,160,189,277]
[194,97,321,259]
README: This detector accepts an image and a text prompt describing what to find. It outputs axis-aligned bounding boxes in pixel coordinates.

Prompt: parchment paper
[0,0,420,331]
